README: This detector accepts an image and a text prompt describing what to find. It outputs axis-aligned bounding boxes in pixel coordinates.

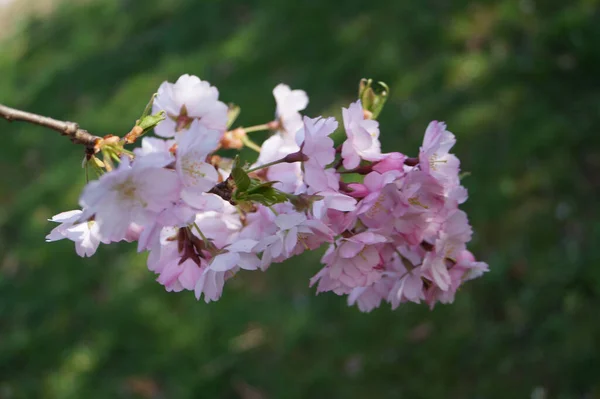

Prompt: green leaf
[137,111,166,133]
[235,184,288,207]
[138,93,157,121]
[231,166,251,192]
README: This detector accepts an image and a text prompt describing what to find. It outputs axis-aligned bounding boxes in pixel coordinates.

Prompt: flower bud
[358,78,389,119]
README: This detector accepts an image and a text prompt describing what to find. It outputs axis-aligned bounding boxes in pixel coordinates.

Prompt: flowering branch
[42,75,489,312]
[0,103,102,152]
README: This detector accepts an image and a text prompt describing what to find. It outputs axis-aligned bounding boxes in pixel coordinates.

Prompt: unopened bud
[287,193,324,212]
[358,78,389,119]
[283,150,308,163]
[267,120,281,130]
[101,135,121,146]
[220,128,246,149]
[404,157,419,167]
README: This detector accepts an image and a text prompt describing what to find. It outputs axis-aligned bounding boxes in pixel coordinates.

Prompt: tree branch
[0,103,102,152]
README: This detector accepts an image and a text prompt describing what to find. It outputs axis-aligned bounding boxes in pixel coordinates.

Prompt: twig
[0,103,102,153]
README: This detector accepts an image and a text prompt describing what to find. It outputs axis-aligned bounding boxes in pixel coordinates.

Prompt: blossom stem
[340,164,373,175]
[192,222,209,243]
[243,123,272,133]
[245,159,285,173]
[246,150,308,174]
[241,136,262,152]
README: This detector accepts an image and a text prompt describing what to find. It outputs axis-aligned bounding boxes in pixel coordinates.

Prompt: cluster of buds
[46,74,487,311]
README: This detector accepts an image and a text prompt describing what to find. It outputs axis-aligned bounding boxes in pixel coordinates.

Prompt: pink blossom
[311,190,357,220]
[296,116,338,167]
[133,137,175,168]
[255,134,303,193]
[273,83,308,135]
[419,121,460,186]
[148,239,204,292]
[295,116,339,194]
[153,74,228,137]
[238,205,277,242]
[312,232,388,292]
[394,170,445,215]
[79,157,181,242]
[46,210,101,257]
[423,250,488,307]
[353,171,402,229]
[194,239,261,302]
[175,123,221,208]
[372,152,407,173]
[158,257,205,293]
[347,278,394,312]
[255,212,333,269]
[421,210,473,291]
[193,201,242,248]
[341,100,383,170]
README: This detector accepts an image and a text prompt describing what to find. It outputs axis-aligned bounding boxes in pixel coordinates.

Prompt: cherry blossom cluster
[46,74,488,311]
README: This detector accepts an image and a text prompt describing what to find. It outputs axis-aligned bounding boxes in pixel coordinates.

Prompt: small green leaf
[139,93,157,121]
[231,166,251,193]
[137,111,166,133]
[248,187,288,206]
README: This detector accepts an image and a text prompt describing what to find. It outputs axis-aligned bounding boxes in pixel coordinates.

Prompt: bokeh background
[1,0,599,398]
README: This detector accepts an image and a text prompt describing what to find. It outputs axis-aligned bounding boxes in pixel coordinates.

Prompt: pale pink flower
[386,252,426,308]
[421,210,473,291]
[372,152,407,173]
[456,250,489,281]
[255,134,303,193]
[393,170,445,216]
[254,212,333,269]
[423,249,488,307]
[312,232,388,292]
[46,210,101,257]
[302,165,339,193]
[341,100,383,169]
[393,212,430,246]
[347,278,394,312]
[238,205,277,242]
[153,74,228,137]
[353,171,402,229]
[79,157,180,242]
[295,116,338,194]
[194,201,242,248]
[194,239,260,302]
[175,122,221,208]
[158,258,205,292]
[135,200,206,252]
[419,121,460,186]
[273,83,309,135]
[148,239,204,292]
[296,116,338,166]
[133,137,175,168]
[311,189,357,220]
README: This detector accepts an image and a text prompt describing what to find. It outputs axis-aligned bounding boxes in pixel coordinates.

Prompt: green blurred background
[1,0,599,398]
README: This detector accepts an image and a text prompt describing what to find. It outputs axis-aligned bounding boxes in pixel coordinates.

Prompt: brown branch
[0,103,102,152]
